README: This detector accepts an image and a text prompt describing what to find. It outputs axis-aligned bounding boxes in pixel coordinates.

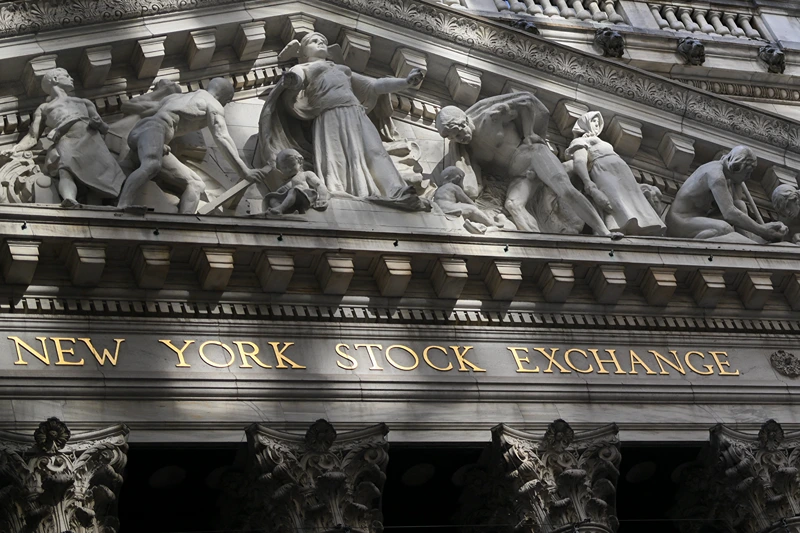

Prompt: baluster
[554,0,576,18]
[572,0,592,20]
[603,0,623,23]
[707,11,730,35]
[662,6,685,31]
[693,9,715,34]
[585,0,608,21]
[737,14,760,38]
[507,0,528,13]
[539,0,560,16]
[722,13,745,37]
[522,0,544,15]
[678,7,700,32]
[649,4,669,29]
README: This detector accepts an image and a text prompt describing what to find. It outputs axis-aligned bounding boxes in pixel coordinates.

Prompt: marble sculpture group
[1,42,795,245]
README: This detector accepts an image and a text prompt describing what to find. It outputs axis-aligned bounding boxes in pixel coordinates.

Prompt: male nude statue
[666,145,787,243]
[117,77,262,213]
[435,92,618,237]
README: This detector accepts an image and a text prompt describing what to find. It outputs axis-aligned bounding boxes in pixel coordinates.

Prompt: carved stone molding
[245,419,389,533]
[464,420,621,533]
[673,420,800,533]
[0,417,129,533]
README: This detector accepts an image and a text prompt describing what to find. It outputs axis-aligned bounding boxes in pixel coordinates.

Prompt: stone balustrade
[648,4,764,39]
[496,0,623,22]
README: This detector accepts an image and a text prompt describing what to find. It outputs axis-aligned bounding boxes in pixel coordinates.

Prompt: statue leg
[57,169,79,208]
[118,122,167,208]
[267,190,299,215]
[361,118,411,197]
[525,145,615,237]
[461,204,498,227]
[158,153,205,214]
[505,176,540,232]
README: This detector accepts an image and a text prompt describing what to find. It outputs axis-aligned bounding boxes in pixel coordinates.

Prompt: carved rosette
[673,420,800,533]
[478,420,621,533]
[245,419,389,533]
[770,350,800,378]
[0,418,129,533]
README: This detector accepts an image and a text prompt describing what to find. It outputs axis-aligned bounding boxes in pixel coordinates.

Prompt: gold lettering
[159,339,195,368]
[354,344,384,370]
[450,346,486,372]
[385,345,420,371]
[198,341,235,368]
[564,349,593,374]
[649,350,685,375]
[78,338,124,366]
[9,336,50,365]
[709,351,740,376]
[234,341,271,369]
[507,347,539,373]
[269,341,305,369]
[628,350,657,375]
[589,349,626,375]
[684,351,714,375]
[533,348,570,373]
[335,344,358,370]
[423,346,452,372]
[52,337,83,366]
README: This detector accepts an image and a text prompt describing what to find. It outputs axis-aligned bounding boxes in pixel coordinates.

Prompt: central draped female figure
[256,32,428,211]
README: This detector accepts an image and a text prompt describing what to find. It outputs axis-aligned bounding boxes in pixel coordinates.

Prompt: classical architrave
[553,100,590,138]
[763,165,799,197]
[131,36,166,79]
[484,420,621,533]
[390,47,427,81]
[431,257,468,299]
[233,21,266,61]
[245,420,389,533]
[0,239,39,286]
[689,269,727,309]
[79,46,113,89]
[22,55,57,97]
[538,262,574,303]
[185,29,217,71]
[737,271,774,310]
[783,273,800,311]
[445,64,483,106]
[640,267,677,306]
[657,133,695,174]
[339,29,372,73]
[0,418,129,533]
[316,252,355,295]
[673,420,800,533]
[281,14,316,44]
[605,115,643,159]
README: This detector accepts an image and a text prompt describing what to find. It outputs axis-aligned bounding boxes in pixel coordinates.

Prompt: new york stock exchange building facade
[3,0,800,531]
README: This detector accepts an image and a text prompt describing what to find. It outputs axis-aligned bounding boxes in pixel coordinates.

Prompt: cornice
[0,0,797,158]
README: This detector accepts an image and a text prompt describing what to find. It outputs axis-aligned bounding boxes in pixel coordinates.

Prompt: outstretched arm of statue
[207,106,262,182]
[470,92,550,141]
[361,68,425,95]
[711,174,787,241]
[569,147,612,213]
[13,107,43,152]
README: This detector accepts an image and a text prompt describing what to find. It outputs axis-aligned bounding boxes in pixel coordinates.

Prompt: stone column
[673,419,800,533]
[0,417,129,533]
[458,419,621,533]
[244,419,390,533]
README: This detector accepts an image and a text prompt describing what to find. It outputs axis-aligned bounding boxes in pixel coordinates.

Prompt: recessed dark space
[118,443,702,533]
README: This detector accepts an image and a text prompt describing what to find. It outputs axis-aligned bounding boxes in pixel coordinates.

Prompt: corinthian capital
[245,420,390,533]
[674,419,800,533]
[0,417,129,533]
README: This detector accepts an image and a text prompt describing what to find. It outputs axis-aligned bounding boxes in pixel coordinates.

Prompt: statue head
[721,145,757,183]
[594,28,625,58]
[772,184,800,220]
[435,106,474,144]
[677,37,705,66]
[572,111,604,138]
[759,43,785,74]
[276,148,305,176]
[41,68,74,95]
[441,166,465,187]
[206,77,235,106]
[299,32,330,62]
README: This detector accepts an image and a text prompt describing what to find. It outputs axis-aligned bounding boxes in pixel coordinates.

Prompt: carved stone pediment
[244,420,389,533]
[0,417,129,533]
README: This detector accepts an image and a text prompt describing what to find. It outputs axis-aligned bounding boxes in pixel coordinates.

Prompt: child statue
[434,166,503,232]
[263,149,330,215]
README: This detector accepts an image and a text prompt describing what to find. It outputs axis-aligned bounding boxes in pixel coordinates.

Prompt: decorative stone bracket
[0,417,129,533]
[245,420,390,533]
